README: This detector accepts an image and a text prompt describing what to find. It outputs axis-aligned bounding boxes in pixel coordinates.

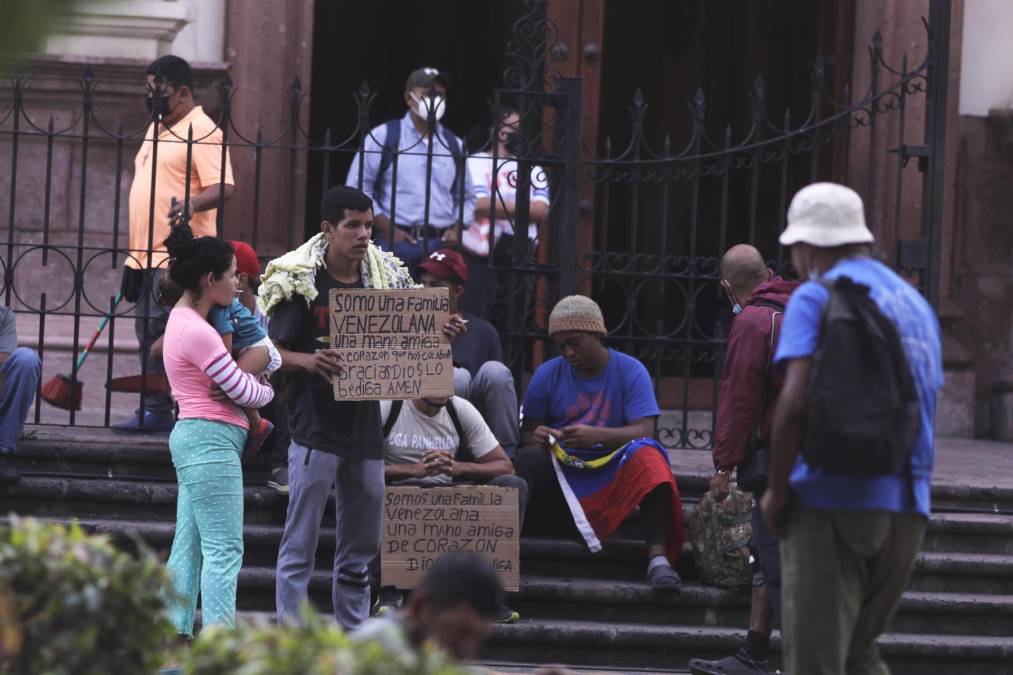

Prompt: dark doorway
[590,0,853,383]
[306,0,528,236]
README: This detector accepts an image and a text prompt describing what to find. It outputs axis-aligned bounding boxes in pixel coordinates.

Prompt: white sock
[647,554,670,572]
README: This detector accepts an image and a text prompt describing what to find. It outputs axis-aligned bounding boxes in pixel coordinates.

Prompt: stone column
[223,0,315,258]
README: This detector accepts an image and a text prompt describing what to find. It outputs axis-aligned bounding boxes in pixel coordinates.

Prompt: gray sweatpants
[454,361,520,457]
[275,440,384,630]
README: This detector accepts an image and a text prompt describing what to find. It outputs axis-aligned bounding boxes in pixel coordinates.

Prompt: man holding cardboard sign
[260,186,421,630]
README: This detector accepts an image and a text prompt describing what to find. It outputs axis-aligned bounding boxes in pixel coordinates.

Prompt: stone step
[224,563,1013,639]
[5,480,1012,587]
[12,515,1013,627]
[484,620,1013,675]
[511,576,1013,637]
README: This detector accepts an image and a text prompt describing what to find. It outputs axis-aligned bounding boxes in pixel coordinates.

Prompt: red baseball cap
[417,248,468,285]
[230,240,260,279]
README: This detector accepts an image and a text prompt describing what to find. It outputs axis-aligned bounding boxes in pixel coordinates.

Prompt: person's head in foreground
[548,294,608,376]
[405,552,503,661]
[780,181,874,273]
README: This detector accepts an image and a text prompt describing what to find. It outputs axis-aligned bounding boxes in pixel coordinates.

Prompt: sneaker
[244,418,274,455]
[112,411,174,434]
[689,648,772,674]
[647,562,682,589]
[372,587,404,617]
[0,454,20,484]
[495,605,520,624]
[267,467,289,494]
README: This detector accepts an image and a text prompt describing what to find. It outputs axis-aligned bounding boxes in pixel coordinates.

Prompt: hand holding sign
[306,348,343,381]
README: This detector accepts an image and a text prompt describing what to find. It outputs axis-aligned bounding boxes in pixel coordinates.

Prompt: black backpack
[804,276,920,477]
[382,398,475,462]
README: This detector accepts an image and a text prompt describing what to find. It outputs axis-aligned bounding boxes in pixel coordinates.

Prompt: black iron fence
[0,0,950,448]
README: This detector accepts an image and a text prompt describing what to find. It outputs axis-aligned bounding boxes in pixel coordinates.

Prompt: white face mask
[412,92,446,122]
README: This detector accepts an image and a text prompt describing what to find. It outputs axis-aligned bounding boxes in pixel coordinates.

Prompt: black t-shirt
[268,269,382,459]
[451,311,504,377]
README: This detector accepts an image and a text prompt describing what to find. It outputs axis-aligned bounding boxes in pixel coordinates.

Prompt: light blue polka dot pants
[164,418,247,637]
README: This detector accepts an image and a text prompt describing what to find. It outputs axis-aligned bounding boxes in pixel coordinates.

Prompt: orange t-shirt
[127,105,235,269]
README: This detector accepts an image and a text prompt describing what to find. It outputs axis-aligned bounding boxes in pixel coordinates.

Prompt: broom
[41,292,123,411]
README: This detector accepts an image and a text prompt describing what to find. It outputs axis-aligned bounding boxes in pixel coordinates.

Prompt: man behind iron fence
[345,67,477,270]
[116,55,235,433]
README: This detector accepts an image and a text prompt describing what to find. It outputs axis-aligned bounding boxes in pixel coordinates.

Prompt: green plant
[182,609,468,675]
[0,517,175,675]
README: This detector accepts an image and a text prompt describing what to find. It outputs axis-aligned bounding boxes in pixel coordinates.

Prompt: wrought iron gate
[0,0,951,441]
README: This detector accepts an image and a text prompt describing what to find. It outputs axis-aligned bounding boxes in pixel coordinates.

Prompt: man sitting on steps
[514,294,684,589]
[416,248,520,458]
[374,393,527,623]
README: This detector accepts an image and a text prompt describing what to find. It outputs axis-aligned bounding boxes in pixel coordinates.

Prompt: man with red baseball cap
[416,249,519,458]
[230,240,291,494]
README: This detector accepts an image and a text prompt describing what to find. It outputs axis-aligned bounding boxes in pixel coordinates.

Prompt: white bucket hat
[779,182,875,247]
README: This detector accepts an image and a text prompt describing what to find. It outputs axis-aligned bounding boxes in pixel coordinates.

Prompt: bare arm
[385,461,427,482]
[192,184,236,212]
[149,335,165,360]
[448,445,514,481]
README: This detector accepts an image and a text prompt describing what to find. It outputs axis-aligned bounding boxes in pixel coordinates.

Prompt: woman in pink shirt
[160,224,273,638]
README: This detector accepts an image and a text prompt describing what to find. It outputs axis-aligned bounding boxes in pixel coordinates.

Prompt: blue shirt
[774,257,942,516]
[345,112,477,228]
[209,299,268,350]
[522,350,661,447]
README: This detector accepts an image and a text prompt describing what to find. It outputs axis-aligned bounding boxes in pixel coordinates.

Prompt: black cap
[405,67,449,91]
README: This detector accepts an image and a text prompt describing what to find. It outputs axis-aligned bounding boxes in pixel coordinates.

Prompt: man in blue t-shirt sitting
[762,182,942,675]
[515,295,683,589]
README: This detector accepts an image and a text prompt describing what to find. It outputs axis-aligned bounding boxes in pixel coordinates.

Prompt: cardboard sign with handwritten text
[328,288,453,401]
[381,485,520,591]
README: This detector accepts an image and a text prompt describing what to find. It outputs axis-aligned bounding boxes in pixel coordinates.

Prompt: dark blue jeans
[0,348,41,453]
[133,269,173,417]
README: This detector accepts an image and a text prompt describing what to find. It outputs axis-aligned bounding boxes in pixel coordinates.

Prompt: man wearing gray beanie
[514,295,684,589]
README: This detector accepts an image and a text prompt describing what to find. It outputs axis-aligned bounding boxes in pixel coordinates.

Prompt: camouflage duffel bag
[686,488,753,591]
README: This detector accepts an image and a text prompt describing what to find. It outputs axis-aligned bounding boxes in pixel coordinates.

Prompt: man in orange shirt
[115,55,236,433]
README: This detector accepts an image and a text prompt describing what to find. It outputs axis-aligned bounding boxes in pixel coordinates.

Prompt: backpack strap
[445,398,472,461]
[374,119,402,208]
[381,399,404,439]
[441,128,464,216]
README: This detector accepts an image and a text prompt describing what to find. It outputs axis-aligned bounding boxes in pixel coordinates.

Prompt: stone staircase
[3,428,1013,674]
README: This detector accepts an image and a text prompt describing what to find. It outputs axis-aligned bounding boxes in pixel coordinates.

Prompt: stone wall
[950,114,1013,437]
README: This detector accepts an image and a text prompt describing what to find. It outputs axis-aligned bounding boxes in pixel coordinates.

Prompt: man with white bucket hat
[761,182,942,675]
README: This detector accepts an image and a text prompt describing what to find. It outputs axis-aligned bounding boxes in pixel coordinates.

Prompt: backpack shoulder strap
[441,128,464,211]
[445,398,471,459]
[382,399,404,439]
[375,119,402,203]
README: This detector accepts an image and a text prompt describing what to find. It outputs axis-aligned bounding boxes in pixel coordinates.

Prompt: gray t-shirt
[0,307,17,354]
[381,397,499,485]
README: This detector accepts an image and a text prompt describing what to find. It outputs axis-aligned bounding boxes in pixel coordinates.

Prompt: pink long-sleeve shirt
[163,306,273,430]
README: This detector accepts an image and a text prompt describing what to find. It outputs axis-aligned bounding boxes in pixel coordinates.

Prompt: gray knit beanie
[548,294,606,336]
